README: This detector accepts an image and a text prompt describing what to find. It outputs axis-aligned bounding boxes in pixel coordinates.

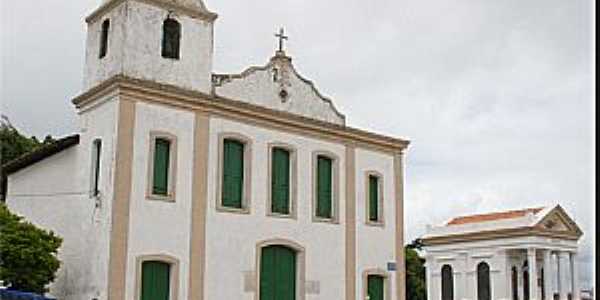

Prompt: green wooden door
[260,246,296,300]
[141,261,170,300]
[367,275,384,300]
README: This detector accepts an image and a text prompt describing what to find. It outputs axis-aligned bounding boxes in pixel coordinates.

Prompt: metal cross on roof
[275,27,288,52]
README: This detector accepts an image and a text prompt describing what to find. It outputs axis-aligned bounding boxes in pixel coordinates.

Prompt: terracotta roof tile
[446,207,545,226]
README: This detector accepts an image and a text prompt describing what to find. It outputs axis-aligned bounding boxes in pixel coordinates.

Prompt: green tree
[0,203,63,294]
[0,118,42,166]
[0,115,53,200]
[406,239,427,300]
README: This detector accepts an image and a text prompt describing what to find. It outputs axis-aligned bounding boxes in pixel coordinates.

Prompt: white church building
[422,205,583,300]
[3,0,410,300]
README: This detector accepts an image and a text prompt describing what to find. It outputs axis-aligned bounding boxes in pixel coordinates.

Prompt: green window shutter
[316,156,333,219]
[222,139,244,208]
[271,148,290,214]
[152,138,171,196]
[369,175,379,222]
[367,275,384,300]
[141,261,170,300]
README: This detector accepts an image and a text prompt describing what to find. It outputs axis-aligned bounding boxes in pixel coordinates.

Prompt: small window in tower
[162,18,181,60]
[99,19,110,59]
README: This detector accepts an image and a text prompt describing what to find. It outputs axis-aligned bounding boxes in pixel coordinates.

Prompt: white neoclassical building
[3,0,409,299]
[422,205,583,300]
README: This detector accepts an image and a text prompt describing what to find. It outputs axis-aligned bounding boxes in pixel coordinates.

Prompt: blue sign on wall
[387,262,397,271]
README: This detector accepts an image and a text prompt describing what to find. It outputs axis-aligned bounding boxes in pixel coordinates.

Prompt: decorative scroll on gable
[212,52,346,125]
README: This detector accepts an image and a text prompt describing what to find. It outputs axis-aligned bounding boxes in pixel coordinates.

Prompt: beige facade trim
[266,142,298,219]
[394,153,406,300]
[254,239,307,300]
[215,132,253,214]
[188,112,210,300]
[345,146,357,300]
[86,0,218,24]
[107,98,136,300]
[72,76,410,155]
[362,269,392,300]
[311,150,341,224]
[134,254,181,300]
[365,170,385,227]
[421,226,581,246]
[146,131,178,202]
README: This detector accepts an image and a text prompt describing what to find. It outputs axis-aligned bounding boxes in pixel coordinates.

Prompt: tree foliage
[0,115,54,200]
[0,116,52,166]
[0,203,63,294]
[406,239,427,300]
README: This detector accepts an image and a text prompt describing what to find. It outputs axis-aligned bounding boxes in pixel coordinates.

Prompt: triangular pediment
[534,205,583,238]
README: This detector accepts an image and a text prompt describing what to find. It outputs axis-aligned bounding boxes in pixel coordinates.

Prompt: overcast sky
[1,0,595,288]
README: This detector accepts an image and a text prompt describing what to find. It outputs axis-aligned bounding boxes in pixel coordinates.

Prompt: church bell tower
[82,0,217,94]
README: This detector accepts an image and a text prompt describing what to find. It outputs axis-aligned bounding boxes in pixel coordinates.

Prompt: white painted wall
[355,148,398,299]
[204,116,348,299]
[215,55,345,125]
[6,98,119,300]
[84,1,214,94]
[124,101,196,300]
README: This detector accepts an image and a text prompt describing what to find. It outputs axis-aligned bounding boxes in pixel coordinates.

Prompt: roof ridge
[447,206,546,226]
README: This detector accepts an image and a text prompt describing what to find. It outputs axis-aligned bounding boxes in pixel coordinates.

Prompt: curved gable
[213,53,346,125]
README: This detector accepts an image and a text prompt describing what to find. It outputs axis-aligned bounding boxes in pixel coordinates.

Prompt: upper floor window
[90,139,102,197]
[162,18,181,60]
[313,152,338,222]
[221,138,246,210]
[148,133,177,201]
[270,146,293,216]
[99,19,110,59]
[366,173,384,225]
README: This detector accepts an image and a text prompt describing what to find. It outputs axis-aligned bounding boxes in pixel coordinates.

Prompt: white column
[543,250,553,300]
[528,248,539,300]
[425,260,433,300]
[570,252,580,300]
[557,251,570,300]
[464,253,472,300]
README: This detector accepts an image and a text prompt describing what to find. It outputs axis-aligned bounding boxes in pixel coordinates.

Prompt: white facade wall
[84,1,214,94]
[6,98,119,300]
[124,101,197,300]
[204,116,349,299]
[355,148,398,299]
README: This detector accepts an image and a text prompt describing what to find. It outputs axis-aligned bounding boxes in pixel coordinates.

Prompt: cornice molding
[86,0,218,24]
[72,75,410,154]
[421,226,581,246]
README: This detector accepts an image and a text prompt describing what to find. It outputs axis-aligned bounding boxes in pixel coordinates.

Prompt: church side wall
[6,98,119,300]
